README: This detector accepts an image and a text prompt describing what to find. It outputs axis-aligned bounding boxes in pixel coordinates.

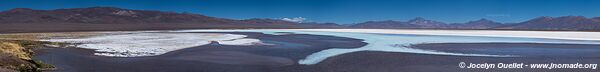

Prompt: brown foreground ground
[0,40,58,72]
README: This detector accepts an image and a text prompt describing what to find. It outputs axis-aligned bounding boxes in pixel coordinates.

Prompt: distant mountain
[405,17,447,28]
[299,22,345,28]
[0,7,341,32]
[0,7,342,25]
[350,17,501,29]
[448,18,503,29]
[592,17,600,21]
[494,16,600,30]
[237,18,343,28]
[2,7,600,32]
[0,7,236,24]
[240,18,297,25]
[350,20,419,28]
[351,16,600,31]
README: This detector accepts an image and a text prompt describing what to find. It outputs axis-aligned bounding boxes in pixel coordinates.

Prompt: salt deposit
[290,29,600,41]
[42,32,263,57]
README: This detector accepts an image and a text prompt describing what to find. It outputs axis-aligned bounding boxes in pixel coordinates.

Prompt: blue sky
[1,0,599,24]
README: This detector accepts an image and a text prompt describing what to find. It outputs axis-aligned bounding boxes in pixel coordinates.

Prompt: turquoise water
[171,29,600,65]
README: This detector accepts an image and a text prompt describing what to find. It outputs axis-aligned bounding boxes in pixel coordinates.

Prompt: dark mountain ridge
[494,16,600,30]
[351,17,505,29]
[0,7,232,24]
[0,7,342,33]
[447,18,503,29]
[2,7,600,33]
[351,16,600,31]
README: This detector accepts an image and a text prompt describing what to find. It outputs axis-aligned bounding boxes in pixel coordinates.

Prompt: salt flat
[287,29,600,41]
[41,32,263,57]
[35,29,600,65]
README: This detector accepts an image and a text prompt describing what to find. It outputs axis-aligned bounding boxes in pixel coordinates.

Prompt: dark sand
[412,43,600,57]
[312,51,600,72]
[308,43,600,72]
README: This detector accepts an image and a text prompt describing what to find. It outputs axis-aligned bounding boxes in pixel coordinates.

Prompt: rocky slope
[350,16,600,31]
[351,17,503,29]
[0,40,58,72]
[0,7,341,33]
[494,16,600,30]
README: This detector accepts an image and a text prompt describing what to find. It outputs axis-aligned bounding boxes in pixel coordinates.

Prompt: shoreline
[0,40,62,72]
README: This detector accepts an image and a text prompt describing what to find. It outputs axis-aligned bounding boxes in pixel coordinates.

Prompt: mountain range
[352,16,600,30]
[1,7,600,33]
[0,7,341,32]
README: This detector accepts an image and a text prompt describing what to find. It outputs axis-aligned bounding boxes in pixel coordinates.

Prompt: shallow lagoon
[172,29,600,65]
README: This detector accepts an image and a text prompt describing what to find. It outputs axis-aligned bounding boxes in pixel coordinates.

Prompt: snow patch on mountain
[281,17,306,23]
